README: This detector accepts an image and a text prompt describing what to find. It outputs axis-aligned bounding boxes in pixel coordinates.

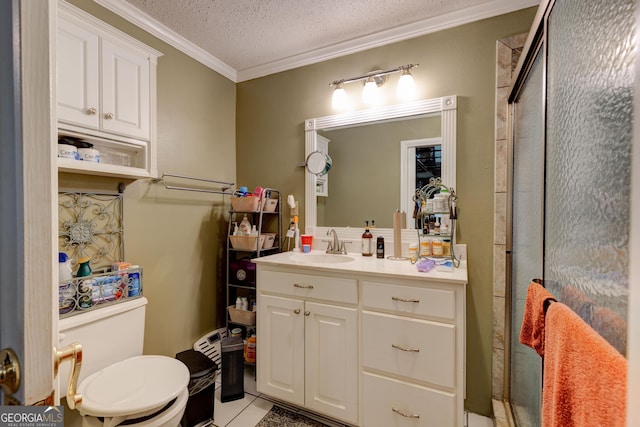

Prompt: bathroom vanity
[253,251,467,427]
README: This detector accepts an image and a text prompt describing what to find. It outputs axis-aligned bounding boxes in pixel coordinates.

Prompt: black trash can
[220,336,244,402]
[175,349,217,427]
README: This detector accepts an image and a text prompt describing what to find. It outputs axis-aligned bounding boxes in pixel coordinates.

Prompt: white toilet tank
[56,297,148,403]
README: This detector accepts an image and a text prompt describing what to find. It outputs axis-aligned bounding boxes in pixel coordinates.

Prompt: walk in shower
[506,0,634,425]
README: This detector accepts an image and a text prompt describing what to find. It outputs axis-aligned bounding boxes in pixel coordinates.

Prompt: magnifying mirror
[305,151,332,176]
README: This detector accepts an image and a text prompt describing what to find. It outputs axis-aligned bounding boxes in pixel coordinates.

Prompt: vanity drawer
[362,311,455,389]
[258,270,357,304]
[362,280,456,321]
[362,372,456,427]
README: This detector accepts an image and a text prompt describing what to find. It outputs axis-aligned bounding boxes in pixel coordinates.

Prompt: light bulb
[397,69,416,100]
[362,77,380,105]
[331,85,348,109]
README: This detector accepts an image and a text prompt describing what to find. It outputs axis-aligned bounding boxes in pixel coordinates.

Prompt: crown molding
[92,0,538,83]
[92,0,237,81]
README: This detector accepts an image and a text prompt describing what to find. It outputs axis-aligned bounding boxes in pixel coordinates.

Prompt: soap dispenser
[361,221,373,257]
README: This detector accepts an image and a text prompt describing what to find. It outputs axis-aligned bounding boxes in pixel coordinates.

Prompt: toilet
[57,297,190,426]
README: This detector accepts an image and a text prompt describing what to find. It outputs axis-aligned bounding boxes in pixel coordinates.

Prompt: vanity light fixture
[362,76,380,105]
[329,64,419,109]
[396,67,417,100]
[331,82,348,109]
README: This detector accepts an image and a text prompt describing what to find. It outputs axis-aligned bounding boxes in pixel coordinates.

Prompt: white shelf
[57,158,151,179]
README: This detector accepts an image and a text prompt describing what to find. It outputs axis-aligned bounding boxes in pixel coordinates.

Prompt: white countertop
[252,250,468,284]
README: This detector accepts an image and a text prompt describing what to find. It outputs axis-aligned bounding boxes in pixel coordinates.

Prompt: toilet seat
[77,355,189,418]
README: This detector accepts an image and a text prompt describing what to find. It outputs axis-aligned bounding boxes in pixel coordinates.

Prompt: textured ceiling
[115,0,538,80]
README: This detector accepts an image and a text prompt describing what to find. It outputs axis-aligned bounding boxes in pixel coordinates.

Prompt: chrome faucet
[326,228,347,254]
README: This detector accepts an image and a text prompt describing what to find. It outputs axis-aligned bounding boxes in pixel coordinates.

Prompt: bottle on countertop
[361,220,373,256]
[376,236,385,259]
[239,214,251,236]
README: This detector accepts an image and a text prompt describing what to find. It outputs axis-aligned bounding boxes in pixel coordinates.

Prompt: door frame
[0,0,57,405]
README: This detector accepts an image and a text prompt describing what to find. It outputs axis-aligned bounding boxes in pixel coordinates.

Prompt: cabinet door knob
[304,311,310,316]
[293,309,300,314]
[87,107,97,115]
[392,407,420,418]
[104,112,114,120]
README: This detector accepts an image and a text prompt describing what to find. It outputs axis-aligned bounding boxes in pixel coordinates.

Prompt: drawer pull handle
[304,311,310,316]
[294,283,314,289]
[392,296,420,303]
[293,309,301,314]
[392,407,420,419]
[392,343,420,352]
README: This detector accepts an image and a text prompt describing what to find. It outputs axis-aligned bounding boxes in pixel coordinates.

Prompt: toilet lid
[77,355,189,417]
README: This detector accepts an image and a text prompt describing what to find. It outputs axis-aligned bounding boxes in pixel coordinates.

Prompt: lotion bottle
[239,214,251,236]
[361,221,373,256]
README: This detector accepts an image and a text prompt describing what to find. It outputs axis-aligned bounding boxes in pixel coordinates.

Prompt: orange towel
[542,302,627,427]
[520,281,557,356]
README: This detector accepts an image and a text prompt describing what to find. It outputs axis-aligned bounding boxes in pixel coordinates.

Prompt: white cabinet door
[101,38,150,140]
[305,301,358,424]
[57,16,99,129]
[257,294,305,406]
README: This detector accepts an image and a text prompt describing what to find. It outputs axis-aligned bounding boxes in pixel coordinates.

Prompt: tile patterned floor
[212,366,495,427]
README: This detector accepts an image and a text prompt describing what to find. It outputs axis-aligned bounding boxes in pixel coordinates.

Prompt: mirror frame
[304,95,457,247]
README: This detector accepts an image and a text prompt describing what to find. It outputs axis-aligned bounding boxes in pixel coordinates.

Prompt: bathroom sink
[289,253,355,264]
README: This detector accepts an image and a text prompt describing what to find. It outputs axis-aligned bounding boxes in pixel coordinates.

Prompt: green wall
[62,0,236,357]
[237,8,536,416]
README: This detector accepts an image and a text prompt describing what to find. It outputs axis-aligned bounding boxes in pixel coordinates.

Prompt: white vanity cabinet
[254,252,467,427]
[257,269,359,424]
[361,279,465,426]
[56,1,161,178]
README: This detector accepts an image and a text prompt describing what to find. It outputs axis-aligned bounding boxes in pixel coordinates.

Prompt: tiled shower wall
[492,33,527,405]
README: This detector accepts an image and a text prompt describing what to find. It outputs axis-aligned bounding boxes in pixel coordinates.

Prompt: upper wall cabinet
[57,1,162,179]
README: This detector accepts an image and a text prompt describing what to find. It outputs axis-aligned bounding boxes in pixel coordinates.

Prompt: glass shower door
[509,46,544,427]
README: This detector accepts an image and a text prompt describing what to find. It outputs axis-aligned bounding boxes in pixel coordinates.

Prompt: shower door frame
[504,0,553,423]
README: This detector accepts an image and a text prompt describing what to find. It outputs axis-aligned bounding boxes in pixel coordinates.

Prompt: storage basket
[229,235,266,251]
[230,196,260,212]
[227,305,256,325]
[263,198,278,212]
[261,233,276,249]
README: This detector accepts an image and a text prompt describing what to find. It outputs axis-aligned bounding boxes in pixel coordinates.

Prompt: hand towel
[542,302,627,427]
[519,281,557,356]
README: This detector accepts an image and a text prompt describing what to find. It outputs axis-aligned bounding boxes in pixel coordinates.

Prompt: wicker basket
[230,196,260,212]
[263,198,278,212]
[230,235,266,251]
[228,305,256,325]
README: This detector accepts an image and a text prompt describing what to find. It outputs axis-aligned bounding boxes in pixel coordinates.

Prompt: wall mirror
[304,95,457,245]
